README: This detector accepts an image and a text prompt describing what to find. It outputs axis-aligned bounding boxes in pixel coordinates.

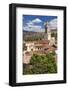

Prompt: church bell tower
[44,22,51,40]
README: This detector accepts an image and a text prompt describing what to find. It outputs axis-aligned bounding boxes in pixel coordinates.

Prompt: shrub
[23,53,57,74]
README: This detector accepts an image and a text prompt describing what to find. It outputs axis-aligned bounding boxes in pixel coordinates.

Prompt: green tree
[23,53,57,75]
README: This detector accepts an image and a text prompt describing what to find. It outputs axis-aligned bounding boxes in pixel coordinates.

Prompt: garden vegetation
[23,52,57,75]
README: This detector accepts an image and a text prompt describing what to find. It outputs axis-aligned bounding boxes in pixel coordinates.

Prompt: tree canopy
[23,52,57,75]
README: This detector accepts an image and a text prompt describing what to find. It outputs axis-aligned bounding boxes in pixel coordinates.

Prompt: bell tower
[44,22,51,40]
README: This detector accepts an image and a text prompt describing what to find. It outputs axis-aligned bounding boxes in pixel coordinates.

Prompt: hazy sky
[23,15,57,32]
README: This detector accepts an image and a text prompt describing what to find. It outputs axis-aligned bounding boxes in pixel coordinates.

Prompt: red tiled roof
[35,40,49,44]
[35,44,50,48]
[25,52,31,55]
[45,46,56,53]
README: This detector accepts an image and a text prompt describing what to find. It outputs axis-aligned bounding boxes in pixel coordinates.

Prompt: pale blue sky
[23,15,57,32]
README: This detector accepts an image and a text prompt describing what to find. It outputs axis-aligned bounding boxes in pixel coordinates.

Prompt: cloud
[49,18,57,29]
[23,25,44,32]
[32,18,42,23]
[23,18,44,32]
[26,21,33,27]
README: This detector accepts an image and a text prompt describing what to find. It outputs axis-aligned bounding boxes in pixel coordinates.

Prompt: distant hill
[23,30,47,41]
[23,29,57,41]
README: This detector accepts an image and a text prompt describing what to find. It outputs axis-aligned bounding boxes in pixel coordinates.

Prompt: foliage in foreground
[23,52,57,75]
